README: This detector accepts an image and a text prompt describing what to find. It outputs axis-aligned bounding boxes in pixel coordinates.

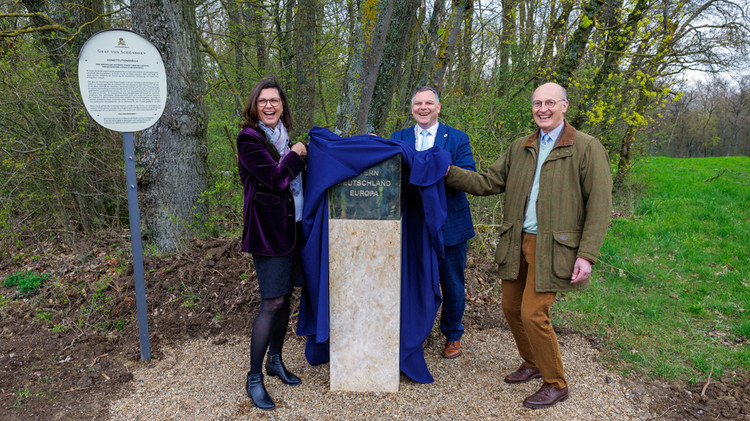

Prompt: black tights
[249,292,292,374]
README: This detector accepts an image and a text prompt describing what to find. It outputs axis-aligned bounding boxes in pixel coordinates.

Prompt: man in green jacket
[445,82,612,409]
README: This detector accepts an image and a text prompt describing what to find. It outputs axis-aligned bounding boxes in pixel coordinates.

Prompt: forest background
[0,0,749,417]
[1,0,749,252]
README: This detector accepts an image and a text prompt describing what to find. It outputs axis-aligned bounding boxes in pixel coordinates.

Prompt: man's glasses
[532,99,566,109]
[257,97,281,107]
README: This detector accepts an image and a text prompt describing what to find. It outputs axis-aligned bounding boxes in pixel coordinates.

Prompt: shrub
[4,271,49,293]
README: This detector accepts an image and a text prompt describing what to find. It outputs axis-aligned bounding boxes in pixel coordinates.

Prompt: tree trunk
[346,0,358,55]
[77,0,106,39]
[393,4,426,130]
[432,0,470,93]
[458,2,473,94]
[247,1,267,77]
[552,0,605,89]
[516,0,526,68]
[272,0,295,86]
[334,0,394,136]
[292,0,316,141]
[221,0,246,96]
[131,0,209,253]
[516,0,534,66]
[368,0,421,135]
[497,0,517,95]
[19,0,89,76]
[537,0,573,70]
[417,0,445,87]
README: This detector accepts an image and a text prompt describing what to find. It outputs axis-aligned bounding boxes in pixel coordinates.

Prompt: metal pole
[122,131,151,361]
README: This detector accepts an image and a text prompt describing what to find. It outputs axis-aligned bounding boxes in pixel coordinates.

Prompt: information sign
[78,29,167,132]
[77,29,167,361]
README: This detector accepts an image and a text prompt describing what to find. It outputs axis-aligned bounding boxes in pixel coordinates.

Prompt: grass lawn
[554,156,750,384]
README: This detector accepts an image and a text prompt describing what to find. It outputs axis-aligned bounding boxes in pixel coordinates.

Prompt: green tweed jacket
[446,120,612,292]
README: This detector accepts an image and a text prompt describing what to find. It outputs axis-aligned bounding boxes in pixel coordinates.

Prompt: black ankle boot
[265,354,301,385]
[246,372,275,410]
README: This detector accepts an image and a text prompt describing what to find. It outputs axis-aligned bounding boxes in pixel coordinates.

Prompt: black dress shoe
[266,354,301,385]
[246,372,275,410]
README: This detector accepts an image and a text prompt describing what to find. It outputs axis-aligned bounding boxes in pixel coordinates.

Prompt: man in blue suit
[391,86,476,358]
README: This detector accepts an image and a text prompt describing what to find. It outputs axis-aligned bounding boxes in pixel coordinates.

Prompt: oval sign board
[78,29,167,132]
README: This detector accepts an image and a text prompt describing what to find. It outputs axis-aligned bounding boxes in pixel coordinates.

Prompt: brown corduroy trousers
[501,233,567,389]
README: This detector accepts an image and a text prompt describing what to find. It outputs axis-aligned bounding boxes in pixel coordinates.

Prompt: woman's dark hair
[241,78,294,131]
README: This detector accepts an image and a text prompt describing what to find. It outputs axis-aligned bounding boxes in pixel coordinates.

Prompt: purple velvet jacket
[237,126,306,256]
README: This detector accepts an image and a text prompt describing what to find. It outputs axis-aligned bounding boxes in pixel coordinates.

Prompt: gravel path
[108,328,650,420]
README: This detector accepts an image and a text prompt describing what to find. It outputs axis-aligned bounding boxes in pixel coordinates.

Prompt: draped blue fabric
[297,127,451,383]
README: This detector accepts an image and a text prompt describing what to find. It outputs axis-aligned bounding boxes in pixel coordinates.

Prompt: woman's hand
[291,142,307,158]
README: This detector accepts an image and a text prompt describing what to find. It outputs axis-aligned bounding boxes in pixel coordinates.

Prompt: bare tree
[334,0,394,136]
[431,0,471,93]
[416,0,445,87]
[368,0,421,134]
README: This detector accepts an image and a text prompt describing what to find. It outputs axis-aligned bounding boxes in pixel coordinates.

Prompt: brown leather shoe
[504,364,542,384]
[522,382,569,409]
[442,340,461,358]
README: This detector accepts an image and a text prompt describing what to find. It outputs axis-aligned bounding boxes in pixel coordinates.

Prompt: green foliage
[180,282,201,308]
[11,387,30,408]
[194,88,245,238]
[554,156,750,382]
[2,0,747,252]
[4,271,48,293]
[193,172,243,238]
[35,309,53,322]
[52,323,70,333]
[74,279,119,332]
[112,318,128,331]
[0,37,126,247]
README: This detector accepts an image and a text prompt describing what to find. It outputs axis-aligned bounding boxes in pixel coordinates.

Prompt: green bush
[4,271,49,293]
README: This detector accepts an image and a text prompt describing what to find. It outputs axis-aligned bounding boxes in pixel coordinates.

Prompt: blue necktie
[542,133,553,146]
[418,129,430,151]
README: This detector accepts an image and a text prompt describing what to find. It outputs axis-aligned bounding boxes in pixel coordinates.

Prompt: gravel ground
[108,328,651,420]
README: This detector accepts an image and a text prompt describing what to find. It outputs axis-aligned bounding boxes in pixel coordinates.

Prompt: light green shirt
[523,123,564,233]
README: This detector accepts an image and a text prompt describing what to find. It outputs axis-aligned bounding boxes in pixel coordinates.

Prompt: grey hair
[412,86,440,105]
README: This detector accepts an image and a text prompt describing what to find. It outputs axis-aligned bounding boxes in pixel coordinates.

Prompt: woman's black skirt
[251,243,304,299]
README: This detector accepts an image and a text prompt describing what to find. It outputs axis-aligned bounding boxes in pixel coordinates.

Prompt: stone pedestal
[328,155,401,392]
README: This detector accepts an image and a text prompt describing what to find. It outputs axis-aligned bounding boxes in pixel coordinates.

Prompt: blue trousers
[438,242,468,341]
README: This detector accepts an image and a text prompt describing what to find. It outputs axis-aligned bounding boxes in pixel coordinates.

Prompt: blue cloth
[297,127,452,383]
[391,123,475,246]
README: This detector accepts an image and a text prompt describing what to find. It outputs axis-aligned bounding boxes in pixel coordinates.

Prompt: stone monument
[328,154,401,392]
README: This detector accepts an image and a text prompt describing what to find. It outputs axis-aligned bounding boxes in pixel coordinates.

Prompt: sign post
[77,29,168,361]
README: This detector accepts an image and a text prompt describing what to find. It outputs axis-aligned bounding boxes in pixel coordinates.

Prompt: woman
[237,78,307,410]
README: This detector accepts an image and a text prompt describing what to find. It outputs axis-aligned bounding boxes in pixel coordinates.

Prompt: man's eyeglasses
[257,97,282,107]
[532,99,566,109]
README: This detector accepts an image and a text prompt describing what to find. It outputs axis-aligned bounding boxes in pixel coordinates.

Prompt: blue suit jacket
[391,123,476,245]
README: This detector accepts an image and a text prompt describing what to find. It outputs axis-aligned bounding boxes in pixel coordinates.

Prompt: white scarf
[258,120,304,221]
